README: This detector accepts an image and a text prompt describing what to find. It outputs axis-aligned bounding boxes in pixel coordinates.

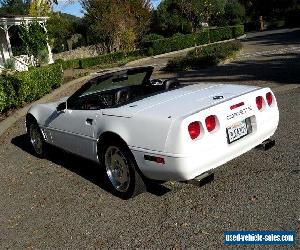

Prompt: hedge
[165,40,242,72]
[0,75,18,113]
[144,25,244,56]
[232,25,244,38]
[0,63,63,112]
[54,25,244,71]
[142,33,164,44]
[16,63,64,104]
[209,26,233,42]
[55,58,80,70]
[55,50,145,70]
[79,51,126,69]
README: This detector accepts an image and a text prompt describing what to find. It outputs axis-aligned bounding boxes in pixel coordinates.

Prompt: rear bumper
[131,113,279,181]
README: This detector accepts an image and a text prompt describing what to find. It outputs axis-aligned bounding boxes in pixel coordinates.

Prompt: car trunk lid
[102,83,259,119]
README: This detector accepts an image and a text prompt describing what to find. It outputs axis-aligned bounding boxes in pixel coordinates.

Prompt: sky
[53,0,161,17]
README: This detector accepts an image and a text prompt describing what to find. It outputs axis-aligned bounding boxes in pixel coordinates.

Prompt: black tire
[99,140,146,199]
[27,120,46,158]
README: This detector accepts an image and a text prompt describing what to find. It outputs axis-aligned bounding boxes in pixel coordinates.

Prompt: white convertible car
[27,66,279,199]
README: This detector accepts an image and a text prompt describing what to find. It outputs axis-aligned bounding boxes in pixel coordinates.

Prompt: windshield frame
[66,66,154,109]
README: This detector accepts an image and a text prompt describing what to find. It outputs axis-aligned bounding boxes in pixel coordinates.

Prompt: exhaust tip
[256,139,275,151]
[186,171,214,187]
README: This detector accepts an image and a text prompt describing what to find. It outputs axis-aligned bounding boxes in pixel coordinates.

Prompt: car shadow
[11,134,171,198]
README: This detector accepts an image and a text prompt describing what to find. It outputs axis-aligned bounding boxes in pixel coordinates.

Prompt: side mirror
[56,102,66,112]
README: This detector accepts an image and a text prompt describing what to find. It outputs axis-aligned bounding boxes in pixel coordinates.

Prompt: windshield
[81,70,149,97]
[66,67,154,110]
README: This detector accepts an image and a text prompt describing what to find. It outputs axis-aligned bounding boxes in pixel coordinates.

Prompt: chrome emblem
[213,95,224,100]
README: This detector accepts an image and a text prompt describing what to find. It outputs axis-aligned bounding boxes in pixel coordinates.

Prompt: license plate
[227,118,252,144]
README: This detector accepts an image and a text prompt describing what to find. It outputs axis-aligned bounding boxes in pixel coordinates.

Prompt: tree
[45,0,57,4]
[155,0,226,35]
[180,0,226,28]
[224,0,245,25]
[47,12,79,52]
[211,0,245,26]
[0,0,30,15]
[29,0,51,16]
[239,0,298,19]
[19,20,48,64]
[0,0,61,16]
[81,0,151,52]
[154,0,192,35]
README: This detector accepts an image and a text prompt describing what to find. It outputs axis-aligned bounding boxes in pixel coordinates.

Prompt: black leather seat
[115,87,131,105]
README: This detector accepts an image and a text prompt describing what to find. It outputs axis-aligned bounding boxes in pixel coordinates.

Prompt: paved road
[156,29,300,90]
[0,29,299,249]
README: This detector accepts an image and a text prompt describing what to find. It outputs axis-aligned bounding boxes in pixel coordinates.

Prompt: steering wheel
[115,88,131,105]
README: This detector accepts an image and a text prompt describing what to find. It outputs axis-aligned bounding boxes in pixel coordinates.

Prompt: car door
[47,108,100,161]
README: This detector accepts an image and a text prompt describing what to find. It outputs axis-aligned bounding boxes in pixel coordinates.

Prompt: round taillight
[205,115,216,132]
[256,96,263,110]
[266,92,273,106]
[188,122,201,140]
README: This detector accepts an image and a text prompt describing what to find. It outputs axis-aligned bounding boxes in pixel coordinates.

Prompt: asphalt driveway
[0,29,299,249]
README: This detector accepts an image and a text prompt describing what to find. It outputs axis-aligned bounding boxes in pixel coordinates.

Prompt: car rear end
[135,86,279,181]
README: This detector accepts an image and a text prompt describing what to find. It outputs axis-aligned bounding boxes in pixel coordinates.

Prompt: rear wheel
[100,141,145,199]
[28,121,46,158]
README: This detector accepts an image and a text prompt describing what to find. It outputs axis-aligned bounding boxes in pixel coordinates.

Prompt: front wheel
[100,142,145,199]
[28,121,46,158]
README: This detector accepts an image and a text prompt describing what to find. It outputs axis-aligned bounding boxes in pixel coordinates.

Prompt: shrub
[165,40,242,72]
[3,58,15,70]
[0,63,63,112]
[142,33,164,43]
[147,33,196,55]
[19,20,48,65]
[147,47,154,56]
[195,30,210,45]
[54,58,64,65]
[37,49,49,65]
[55,50,145,70]
[15,63,63,104]
[120,28,136,52]
[144,25,244,56]
[165,56,215,71]
[209,26,233,42]
[127,50,146,58]
[232,25,245,38]
[55,58,81,70]
[172,33,185,38]
[0,75,18,112]
[78,52,126,69]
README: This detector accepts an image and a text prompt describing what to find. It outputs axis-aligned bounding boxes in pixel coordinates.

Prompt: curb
[0,74,93,137]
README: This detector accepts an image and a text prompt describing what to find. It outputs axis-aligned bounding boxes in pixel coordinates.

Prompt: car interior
[67,71,182,111]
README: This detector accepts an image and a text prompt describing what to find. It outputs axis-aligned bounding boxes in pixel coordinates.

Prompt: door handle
[86,118,93,125]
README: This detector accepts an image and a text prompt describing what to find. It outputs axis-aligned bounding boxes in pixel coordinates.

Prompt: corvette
[26,66,279,199]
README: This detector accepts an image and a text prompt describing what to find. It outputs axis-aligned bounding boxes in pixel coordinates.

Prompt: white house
[0,15,53,71]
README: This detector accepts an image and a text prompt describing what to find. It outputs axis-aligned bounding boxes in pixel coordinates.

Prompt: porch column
[3,23,13,57]
[46,41,54,64]
[40,21,53,64]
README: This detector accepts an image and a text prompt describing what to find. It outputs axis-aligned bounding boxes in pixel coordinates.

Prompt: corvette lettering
[227,106,253,120]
